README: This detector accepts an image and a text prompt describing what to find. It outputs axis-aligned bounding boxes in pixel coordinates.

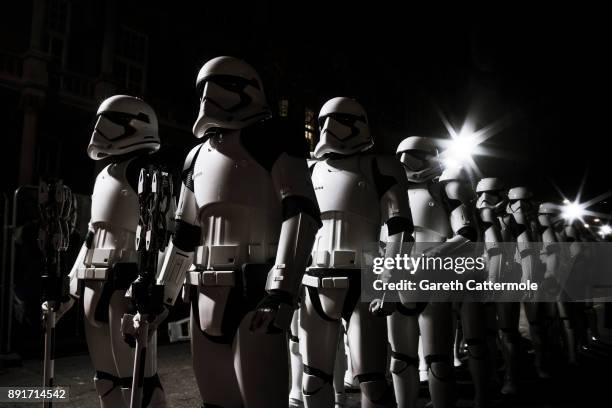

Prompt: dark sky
[257,3,611,213]
[4,2,612,214]
[182,2,610,213]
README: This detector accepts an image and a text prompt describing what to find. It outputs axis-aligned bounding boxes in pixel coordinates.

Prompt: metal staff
[122,167,173,408]
[38,179,73,408]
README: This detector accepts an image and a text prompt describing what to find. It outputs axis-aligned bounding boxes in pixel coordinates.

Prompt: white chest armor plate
[90,160,139,232]
[408,185,451,242]
[310,157,380,268]
[191,132,282,267]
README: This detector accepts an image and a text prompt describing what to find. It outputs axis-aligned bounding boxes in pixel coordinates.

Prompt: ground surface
[1,339,612,408]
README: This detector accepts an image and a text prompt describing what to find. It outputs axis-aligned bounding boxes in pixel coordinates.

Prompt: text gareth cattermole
[372,254,486,275]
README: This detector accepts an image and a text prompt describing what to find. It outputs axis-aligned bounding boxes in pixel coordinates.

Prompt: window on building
[278,99,289,117]
[114,25,148,94]
[46,0,71,67]
[305,108,317,152]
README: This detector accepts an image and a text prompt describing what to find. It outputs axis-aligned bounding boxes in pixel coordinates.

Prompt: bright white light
[563,199,570,204]
[561,201,585,221]
[594,218,601,223]
[600,225,612,236]
[442,134,477,170]
[441,157,463,170]
[584,223,590,228]
[450,136,476,160]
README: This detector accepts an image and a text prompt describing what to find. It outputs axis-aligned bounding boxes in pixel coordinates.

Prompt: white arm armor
[430,178,479,256]
[377,156,414,238]
[516,230,539,283]
[157,241,193,306]
[541,228,560,255]
[376,156,414,281]
[266,212,320,295]
[541,227,560,279]
[266,152,321,297]
[68,222,97,298]
[68,243,88,298]
[156,177,200,306]
[516,230,537,257]
[479,208,503,282]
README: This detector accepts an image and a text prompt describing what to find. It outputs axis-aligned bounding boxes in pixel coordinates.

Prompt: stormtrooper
[475,177,523,394]
[506,187,551,379]
[391,136,482,408]
[454,173,506,408]
[543,204,607,356]
[299,97,413,408]
[538,202,578,364]
[155,56,321,408]
[43,95,168,407]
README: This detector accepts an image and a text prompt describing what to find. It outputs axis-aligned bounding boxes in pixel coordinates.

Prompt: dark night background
[1,1,610,206]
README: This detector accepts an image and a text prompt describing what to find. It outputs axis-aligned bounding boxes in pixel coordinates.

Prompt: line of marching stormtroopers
[46,55,607,408]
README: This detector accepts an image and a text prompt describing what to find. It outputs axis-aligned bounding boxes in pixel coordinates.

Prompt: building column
[18,0,48,185]
[94,0,118,101]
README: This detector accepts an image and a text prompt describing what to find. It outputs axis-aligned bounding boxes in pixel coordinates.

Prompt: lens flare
[600,225,612,236]
[561,201,585,221]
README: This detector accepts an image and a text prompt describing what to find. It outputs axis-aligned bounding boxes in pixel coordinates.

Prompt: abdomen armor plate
[90,160,139,234]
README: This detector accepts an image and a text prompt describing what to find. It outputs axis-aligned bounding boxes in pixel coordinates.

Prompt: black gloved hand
[249,290,294,334]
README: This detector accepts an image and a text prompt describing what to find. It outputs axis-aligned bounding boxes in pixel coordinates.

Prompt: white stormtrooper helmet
[395,136,441,183]
[192,56,271,137]
[538,201,562,227]
[506,186,534,225]
[87,95,159,160]
[313,97,373,158]
[475,177,507,212]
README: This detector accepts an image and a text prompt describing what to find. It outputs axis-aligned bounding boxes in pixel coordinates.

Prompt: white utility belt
[311,249,357,269]
[301,269,356,289]
[75,267,111,280]
[76,248,138,280]
[185,270,236,287]
[193,243,277,269]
